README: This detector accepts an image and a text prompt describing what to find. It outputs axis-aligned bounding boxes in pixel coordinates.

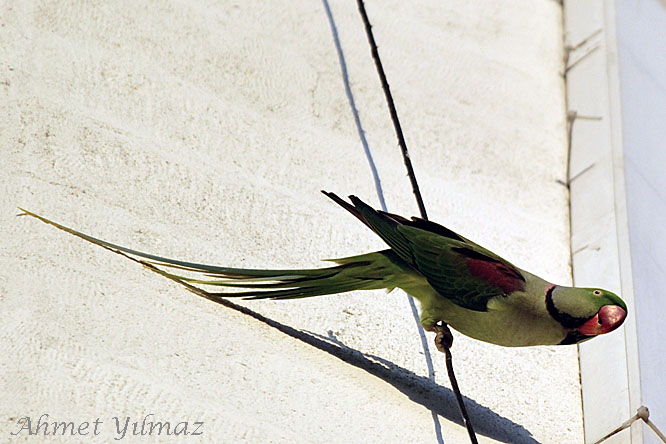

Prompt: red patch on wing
[465,259,525,294]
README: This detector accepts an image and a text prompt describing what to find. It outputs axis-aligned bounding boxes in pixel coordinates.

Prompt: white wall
[1,1,577,443]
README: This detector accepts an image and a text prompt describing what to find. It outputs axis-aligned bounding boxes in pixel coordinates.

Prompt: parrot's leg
[433,322,454,353]
[417,294,454,353]
[423,320,454,353]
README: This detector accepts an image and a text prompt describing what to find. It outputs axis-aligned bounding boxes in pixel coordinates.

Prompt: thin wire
[354,1,478,443]
[354,0,427,220]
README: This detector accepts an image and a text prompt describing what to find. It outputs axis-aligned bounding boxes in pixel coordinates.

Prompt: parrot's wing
[398,225,526,311]
[323,192,526,311]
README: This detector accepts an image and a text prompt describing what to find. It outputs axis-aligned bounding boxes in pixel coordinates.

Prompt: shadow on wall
[206,291,540,444]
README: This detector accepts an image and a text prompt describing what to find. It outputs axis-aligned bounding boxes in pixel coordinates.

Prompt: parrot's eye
[593,290,602,296]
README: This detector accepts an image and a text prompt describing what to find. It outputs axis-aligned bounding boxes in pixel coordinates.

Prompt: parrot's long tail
[19,209,404,300]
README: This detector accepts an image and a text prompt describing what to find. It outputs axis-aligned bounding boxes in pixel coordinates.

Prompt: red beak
[578,305,627,336]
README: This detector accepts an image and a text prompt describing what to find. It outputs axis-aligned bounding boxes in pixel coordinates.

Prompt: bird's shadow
[312,329,540,443]
[211,294,539,444]
[132,251,538,443]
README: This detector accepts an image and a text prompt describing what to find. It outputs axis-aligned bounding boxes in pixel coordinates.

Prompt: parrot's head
[547,286,627,344]
[575,288,627,337]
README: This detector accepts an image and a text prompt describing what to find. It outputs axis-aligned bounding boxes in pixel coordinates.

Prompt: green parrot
[20,191,627,349]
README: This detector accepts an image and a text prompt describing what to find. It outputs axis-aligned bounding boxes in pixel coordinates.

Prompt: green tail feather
[19,209,403,300]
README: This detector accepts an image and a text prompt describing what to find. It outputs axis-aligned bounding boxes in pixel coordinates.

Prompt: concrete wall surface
[1,1,578,443]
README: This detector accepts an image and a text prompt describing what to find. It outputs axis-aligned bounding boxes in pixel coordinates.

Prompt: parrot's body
[20,191,627,347]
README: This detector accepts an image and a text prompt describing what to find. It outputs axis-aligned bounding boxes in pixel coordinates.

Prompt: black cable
[355,0,427,220]
[354,1,478,442]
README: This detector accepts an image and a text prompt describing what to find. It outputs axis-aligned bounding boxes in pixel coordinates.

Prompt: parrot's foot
[425,322,453,353]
